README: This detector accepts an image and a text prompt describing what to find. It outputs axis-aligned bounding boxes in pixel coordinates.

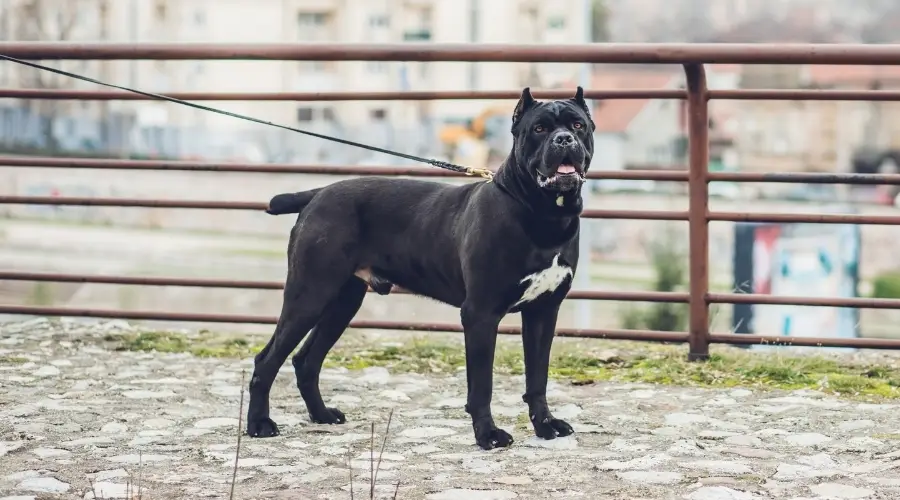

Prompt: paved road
[1,319,899,499]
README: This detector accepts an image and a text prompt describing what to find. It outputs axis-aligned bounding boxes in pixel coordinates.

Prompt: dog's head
[509,87,595,203]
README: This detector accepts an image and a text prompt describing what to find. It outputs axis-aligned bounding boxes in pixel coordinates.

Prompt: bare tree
[519,6,543,88]
[591,0,610,42]
[6,0,98,151]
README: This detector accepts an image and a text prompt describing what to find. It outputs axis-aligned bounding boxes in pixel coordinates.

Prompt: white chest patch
[514,254,573,307]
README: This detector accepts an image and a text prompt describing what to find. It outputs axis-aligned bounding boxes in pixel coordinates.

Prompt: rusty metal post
[684,63,711,361]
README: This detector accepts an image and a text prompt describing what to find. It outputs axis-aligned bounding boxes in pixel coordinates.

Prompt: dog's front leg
[521,304,574,440]
[461,304,513,450]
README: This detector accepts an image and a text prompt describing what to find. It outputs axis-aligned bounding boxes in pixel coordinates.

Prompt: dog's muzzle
[537,164,586,190]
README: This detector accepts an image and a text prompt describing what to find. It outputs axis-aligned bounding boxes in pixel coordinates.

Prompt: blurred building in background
[2,0,900,180]
[0,0,587,164]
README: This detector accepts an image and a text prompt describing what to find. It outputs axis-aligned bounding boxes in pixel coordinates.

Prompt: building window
[298,11,334,73]
[547,16,565,30]
[297,107,314,122]
[403,7,432,41]
[297,12,331,44]
[365,13,391,43]
[298,107,336,123]
[371,109,387,120]
[402,30,431,41]
[367,61,388,74]
[298,12,330,35]
[519,7,542,43]
[368,14,389,28]
[154,0,167,21]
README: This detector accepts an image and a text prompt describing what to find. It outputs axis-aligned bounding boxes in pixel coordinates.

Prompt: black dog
[247,87,594,450]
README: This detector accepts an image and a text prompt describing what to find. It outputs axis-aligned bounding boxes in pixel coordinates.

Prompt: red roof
[707,64,741,75]
[591,70,678,133]
[805,65,900,88]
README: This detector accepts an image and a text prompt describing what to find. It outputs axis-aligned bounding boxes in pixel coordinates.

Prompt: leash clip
[465,167,495,182]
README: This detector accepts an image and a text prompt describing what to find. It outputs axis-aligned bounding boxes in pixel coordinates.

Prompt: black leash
[0,54,494,180]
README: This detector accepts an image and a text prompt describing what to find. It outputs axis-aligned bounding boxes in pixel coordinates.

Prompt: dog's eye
[533,125,545,133]
[573,122,583,129]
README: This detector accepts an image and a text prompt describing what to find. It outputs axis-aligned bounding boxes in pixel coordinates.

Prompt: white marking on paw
[514,254,573,307]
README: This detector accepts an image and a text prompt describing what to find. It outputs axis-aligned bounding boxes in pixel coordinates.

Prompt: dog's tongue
[557,165,577,174]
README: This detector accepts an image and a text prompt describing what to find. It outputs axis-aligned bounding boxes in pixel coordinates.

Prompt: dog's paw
[309,407,346,425]
[246,417,280,438]
[475,426,514,450]
[532,416,574,440]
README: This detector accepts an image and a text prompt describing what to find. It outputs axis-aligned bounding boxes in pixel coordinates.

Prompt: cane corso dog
[246,87,594,450]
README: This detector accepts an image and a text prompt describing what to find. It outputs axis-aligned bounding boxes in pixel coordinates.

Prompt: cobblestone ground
[1,319,900,500]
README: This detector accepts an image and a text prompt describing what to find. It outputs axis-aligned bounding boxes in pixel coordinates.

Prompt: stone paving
[1,319,900,500]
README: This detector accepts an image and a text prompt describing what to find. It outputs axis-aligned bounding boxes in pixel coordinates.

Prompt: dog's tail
[265,189,322,215]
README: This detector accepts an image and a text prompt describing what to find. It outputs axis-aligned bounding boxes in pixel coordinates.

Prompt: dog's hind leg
[521,303,574,440]
[246,259,354,437]
[246,290,323,437]
[292,277,367,424]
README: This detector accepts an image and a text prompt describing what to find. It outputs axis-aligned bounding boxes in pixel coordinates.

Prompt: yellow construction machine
[438,105,513,170]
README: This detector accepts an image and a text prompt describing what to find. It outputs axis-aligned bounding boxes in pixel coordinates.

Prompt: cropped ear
[572,86,594,126]
[511,87,537,131]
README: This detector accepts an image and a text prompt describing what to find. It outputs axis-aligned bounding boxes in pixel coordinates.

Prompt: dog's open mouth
[537,163,585,188]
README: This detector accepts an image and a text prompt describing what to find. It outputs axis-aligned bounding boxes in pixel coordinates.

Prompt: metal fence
[0,100,441,164]
[3,42,900,360]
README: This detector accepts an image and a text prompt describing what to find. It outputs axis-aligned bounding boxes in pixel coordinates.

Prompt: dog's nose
[553,132,575,146]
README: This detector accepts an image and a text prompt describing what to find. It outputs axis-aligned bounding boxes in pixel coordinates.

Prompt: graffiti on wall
[20,182,101,220]
[733,220,861,351]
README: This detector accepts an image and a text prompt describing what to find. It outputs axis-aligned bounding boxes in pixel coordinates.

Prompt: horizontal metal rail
[0,196,691,221]
[708,211,900,225]
[0,304,687,342]
[8,195,899,225]
[7,156,900,185]
[0,270,690,303]
[2,304,899,349]
[0,156,691,181]
[711,89,900,101]
[4,42,900,65]
[706,333,900,350]
[708,293,900,309]
[0,88,684,101]
[707,171,900,185]
[9,88,900,102]
[0,196,266,211]
[7,270,900,309]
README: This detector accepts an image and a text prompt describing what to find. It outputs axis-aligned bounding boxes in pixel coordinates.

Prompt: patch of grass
[106,331,900,400]
[324,340,468,373]
[0,355,29,364]
[871,271,900,299]
[27,282,54,306]
[322,341,900,400]
[549,352,615,383]
[112,331,265,358]
[514,412,531,431]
